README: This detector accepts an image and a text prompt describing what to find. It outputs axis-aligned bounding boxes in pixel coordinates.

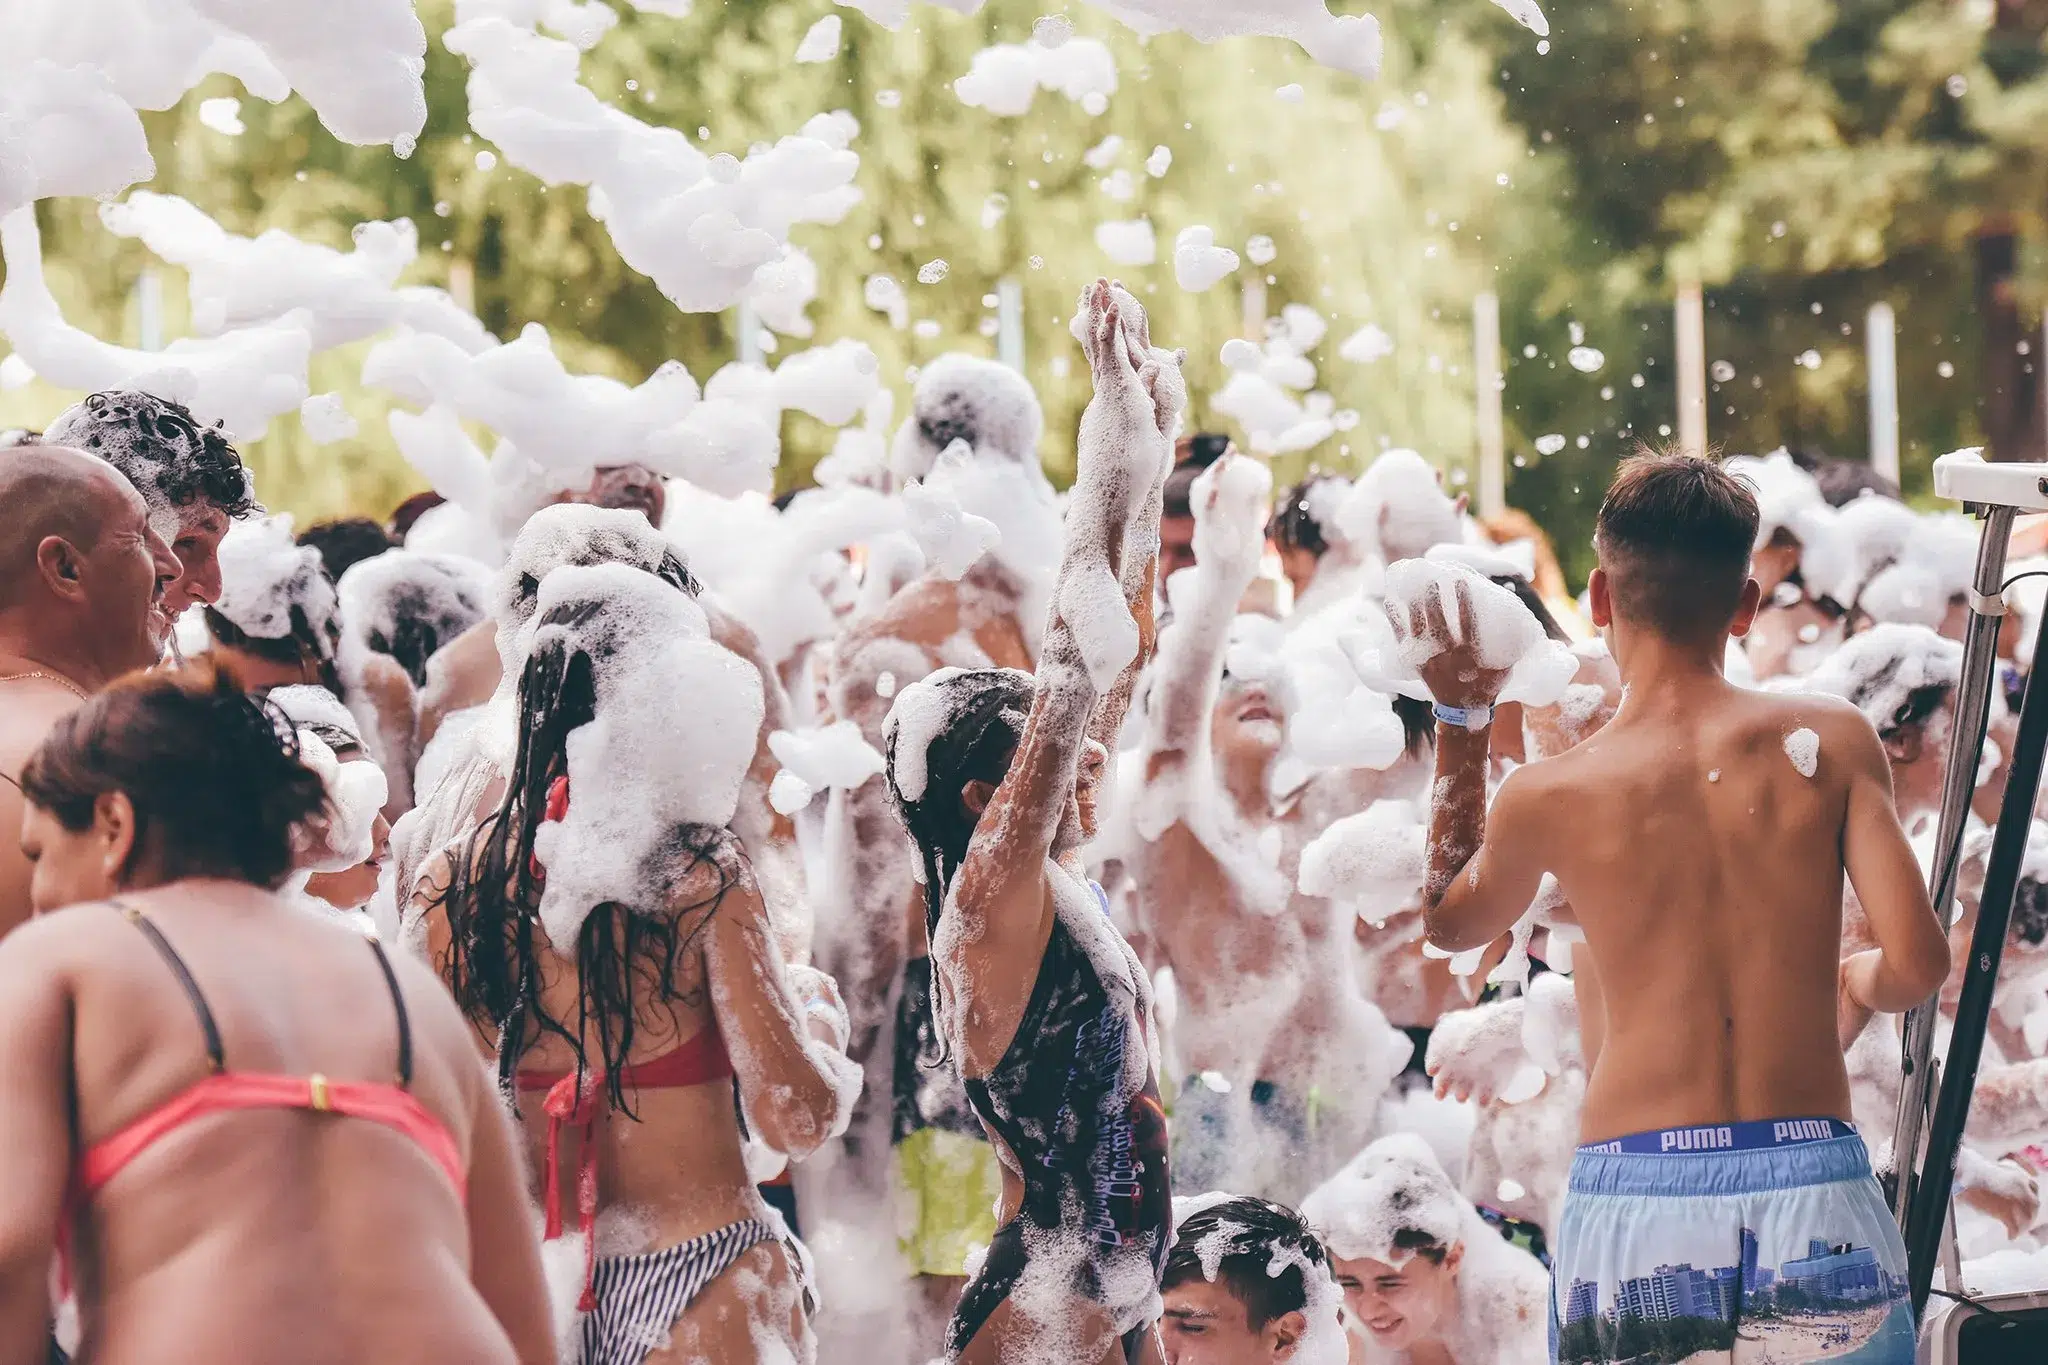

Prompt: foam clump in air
[1088,0,1383,79]
[901,445,1003,578]
[521,562,762,951]
[1784,727,1819,778]
[1298,799,1425,927]
[953,34,1118,116]
[300,393,358,443]
[1095,217,1157,267]
[212,513,339,646]
[1,0,427,149]
[444,11,858,313]
[99,191,492,354]
[794,13,842,61]
[0,59,153,220]
[768,722,886,796]
[1210,306,1340,456]
[1272,603,1407,772]
[1339,323,1394,364]
[0,210,313,441]
[1172,225,1240,292]
[1370,558,1578,708]
[1489,0,1550,35]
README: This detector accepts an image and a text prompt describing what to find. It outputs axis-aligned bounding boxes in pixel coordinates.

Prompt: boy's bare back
[1503,677,1914,1141]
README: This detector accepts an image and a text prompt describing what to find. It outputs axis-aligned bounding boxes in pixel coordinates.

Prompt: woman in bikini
[415,561,858,1365]
[880,281,1180,1365]
[0,661,551,1365]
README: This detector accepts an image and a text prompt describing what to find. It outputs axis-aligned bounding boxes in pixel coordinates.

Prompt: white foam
[1172,225,1240,292]
[794,14,842,61]
[1784,726,1819,778]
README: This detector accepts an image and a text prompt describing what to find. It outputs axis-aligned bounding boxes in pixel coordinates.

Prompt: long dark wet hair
[883,668,1036,1064]
[434,600,738,1116]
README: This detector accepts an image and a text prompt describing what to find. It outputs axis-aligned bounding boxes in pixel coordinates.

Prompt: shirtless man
[0,445,181,936]
[1130,452,1414,1201]
[44,391,258,616]
[1415,453,1949,1358]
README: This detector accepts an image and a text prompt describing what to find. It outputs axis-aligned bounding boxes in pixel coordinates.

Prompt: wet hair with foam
[44,390,257,526]
[882,666,1036,1064]
[1164,1196,1334,1329]
[434,598,737,1114]
[19,661,327,888]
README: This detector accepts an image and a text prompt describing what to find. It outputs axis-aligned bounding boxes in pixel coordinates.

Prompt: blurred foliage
[1,0,2044,590]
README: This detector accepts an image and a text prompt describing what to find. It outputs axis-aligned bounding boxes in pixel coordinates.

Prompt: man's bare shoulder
[0,686,81,778]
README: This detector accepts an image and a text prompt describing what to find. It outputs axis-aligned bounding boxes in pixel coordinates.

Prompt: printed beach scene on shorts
[1553,1123,1915,1365]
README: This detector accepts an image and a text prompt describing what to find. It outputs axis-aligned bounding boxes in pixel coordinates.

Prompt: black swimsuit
[946,884,1172,1363]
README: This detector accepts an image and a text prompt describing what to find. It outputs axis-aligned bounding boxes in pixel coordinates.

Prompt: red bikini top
[514,1024,734,1310]
[62,903,466,1289]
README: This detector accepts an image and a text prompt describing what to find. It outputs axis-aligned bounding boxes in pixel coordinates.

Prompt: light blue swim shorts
[1550,1118,1915,1364]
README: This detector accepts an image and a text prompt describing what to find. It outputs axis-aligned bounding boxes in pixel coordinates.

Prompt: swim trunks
[579,1217,814,1365]
[892,954,1003,1276]
[1550,1118,1914,1364]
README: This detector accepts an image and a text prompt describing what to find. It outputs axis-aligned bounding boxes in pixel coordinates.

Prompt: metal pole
[1904,569,2048,1316]
[996,277,1025,374]
[1890,503,2013,1229]
[1675,281,1706,457]
[1474,291,1505,517]
[1868,303,1900,483]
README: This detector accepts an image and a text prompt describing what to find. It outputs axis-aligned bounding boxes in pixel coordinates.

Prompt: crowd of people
[0,275,2038,1365]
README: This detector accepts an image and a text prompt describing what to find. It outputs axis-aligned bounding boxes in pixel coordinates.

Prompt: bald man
[0,445,181,934]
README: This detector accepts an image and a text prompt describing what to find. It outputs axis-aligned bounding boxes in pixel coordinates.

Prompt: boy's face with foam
[1160,1276,1305,1364]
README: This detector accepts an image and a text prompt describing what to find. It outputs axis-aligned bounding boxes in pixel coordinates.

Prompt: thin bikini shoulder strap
[110,899,226,1073]
[365,936,415,1088]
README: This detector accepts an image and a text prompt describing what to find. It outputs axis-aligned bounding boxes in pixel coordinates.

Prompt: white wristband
[1433,701,1494,731]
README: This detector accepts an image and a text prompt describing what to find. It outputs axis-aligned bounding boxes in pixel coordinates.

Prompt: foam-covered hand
[1385,574,1512,711]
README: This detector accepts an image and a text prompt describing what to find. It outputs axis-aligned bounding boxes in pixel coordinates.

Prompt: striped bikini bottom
[580,1218,815,1365]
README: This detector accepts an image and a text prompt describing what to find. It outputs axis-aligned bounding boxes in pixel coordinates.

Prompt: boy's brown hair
[1594,450,1760,643]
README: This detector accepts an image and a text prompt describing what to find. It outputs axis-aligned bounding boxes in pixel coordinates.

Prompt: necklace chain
[0,671,90,701]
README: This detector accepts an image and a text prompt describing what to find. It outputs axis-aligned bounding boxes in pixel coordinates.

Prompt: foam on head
[494,503,694,667]
[269,684,387,876]
[518,562,762,951]
[1301,1133,1468,1266]
[335,547,491,688]
[1334,449,1461,565]
[211,513,338,645]
[888,353,1045,481]
[1800,622,1962,734]
[45,389,257,536]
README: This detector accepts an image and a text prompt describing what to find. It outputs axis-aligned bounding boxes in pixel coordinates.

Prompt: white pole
[1473,291,1505,517]
[1868,302,1900,484]
[137,268,162,352]
[1675,281,1707,457]
[1241,275,1267,340]
[996,277,1024,373]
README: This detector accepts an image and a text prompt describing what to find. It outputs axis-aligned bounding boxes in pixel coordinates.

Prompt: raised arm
[701,850,859,1158]
[1398,582,1545,950]
[1837,708,1950,1023]
[961,281,1182,890]
[1142,454,1269,771]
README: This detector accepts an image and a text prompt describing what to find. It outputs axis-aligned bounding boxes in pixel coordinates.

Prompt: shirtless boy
[1413,453,1949,1361]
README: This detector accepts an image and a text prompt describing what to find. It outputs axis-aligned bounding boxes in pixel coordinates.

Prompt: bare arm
[449,993,553,1365]
[1423,750,1546,953]
[1839,710,1950,1013]
[0,926,70,1365]
[703,857,858,1158]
